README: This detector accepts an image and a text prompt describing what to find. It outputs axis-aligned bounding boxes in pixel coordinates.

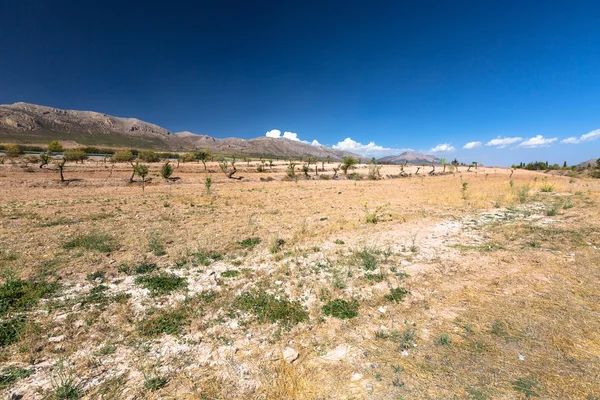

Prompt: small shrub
[205,177,213,194]
[138,309,189,337]
[0,365,33,388]
[63,232,116,253]
[539,183,555,192]
[86,271,105,282]
[322,298,359,319]
[239,237,261,248]
[160,163,173,179]
[135,274,187,296]
[355,249,377,271]
[0,317,27,347]
[385,287,409,303]
[516,184,531,204]
[148,232,166,256]
[234,291,308,327]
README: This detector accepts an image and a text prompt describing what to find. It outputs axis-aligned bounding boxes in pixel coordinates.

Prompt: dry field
[0,160,599,399]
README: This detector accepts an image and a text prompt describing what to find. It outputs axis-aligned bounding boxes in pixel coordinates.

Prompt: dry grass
[0,159,599,399]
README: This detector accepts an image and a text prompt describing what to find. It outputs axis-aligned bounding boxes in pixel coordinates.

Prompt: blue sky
[1,0,599,166]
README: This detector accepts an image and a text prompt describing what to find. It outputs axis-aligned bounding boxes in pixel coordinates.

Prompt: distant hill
[0,102,359,160]
[578,158,599,168]
[378,151,440,165]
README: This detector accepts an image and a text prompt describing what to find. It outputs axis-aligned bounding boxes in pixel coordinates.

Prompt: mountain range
[0,102,438,162]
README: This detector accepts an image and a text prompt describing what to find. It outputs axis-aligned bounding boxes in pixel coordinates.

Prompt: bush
[139,150,159,162]
[0,317,27,347]
[63,149,86,162]
[322,298,359,319]
[160,163,174,179]
[3,144,22,157]
[355,249,377,271]
[385,287,409,303]
[113,150,133,163]
[238,237,261,248]
[234,291,308,327]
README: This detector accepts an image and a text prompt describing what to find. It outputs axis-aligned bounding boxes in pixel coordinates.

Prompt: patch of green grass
[50,371,81,400]
[355,249,377,271]
[144,375,168,391]
[85,271,105,282]
[134,274,187,296]
[466,386,487,400]
[138,309,189,337]
[193,249,223,266]
[0,278,60,316]
[221,270,240,278]
[80,285,130,308]
[238,237,261,248]
[363,272,384,283]
[539,183,555,192]
[118,260,159,275]
[511,377,539,398]
[334,239,345,245]
[322,298,359,319]
[489,320,508,337]
[96,343,117,356]
[62,232,116,253]
[385,287,409,303]
[0,365,33,388]
[234,291,308,327]
[0,317,27,347]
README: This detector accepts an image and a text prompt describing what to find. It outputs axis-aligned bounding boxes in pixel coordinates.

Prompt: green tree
[135,163,149,191]
[139,150,159,163]
[64,149,86,163]
[4,144,22,157]
[195,149,213,172]
[440,158,447,173]
[48,140,63,153]
[161,162,173,180]
[340,156,358,176]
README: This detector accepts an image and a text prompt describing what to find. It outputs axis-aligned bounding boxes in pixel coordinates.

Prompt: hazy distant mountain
[578,158,599,168]
[0,102,359,160]
[378,151,440,165]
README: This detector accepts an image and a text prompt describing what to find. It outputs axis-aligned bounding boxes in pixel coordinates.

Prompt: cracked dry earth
[0,166,599,399]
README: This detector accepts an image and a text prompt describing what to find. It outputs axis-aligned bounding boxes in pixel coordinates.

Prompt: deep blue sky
[1,0,599,165]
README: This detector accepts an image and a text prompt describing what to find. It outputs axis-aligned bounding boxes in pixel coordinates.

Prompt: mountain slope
[0,102,359,160]
[578,158,599,168]
[378,151,440,165]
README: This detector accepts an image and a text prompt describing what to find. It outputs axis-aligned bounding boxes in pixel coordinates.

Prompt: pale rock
[283,347,299,363]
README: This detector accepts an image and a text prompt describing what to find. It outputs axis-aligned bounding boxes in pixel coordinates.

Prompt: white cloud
[332,137,412,157]
[561,129,600,144]
[311,140,322,146]
[463,141,482,149]
[518,135,557,148]
[282,131,300,141]
[265,129,281,138]
[485,136,523,148]
[429,143,455,152]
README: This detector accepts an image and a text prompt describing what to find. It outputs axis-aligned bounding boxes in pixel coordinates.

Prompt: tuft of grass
[85,271,105,282]
[134,273,187,296]
[437,332,452,346]
[221,270,240,278]
[0,317,27,347]
[144,375,169,391]
[489,320,508,337]
[50,371,82,400]
[80,285,130,308]
[355,248,377,271]
[516,184,531,204]
[0,365,33,388]
[539,183,555,192]
[334,239,345,245]
[322,298,359,319]
[138,309,189,337]
[238,237,261,248]
[193,248,222,266]
[0,278,60,316]
[269,238,285,254]
[63,232,116,253]
[545,205,557,216]
[385,287,409,303]
[148,232,166,256]
[511,377,539,398]
[234,291,308,327]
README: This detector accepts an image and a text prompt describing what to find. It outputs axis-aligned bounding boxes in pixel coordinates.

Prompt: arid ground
[1,160,599,399]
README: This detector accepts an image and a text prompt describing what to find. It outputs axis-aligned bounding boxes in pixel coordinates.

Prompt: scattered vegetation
[233,291,308,327]
[62,232,117,252]
[322,298,359,319]
[134,273,187,296]
[138,308,189,337]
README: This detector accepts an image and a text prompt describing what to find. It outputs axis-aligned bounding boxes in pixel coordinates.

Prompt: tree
[56,157,67,182]
[219,158,239,179]
[473,161,478,169]
[48,140,63,153]
[326,156,331,164]
[161,162,174,180]
[180,153,196,163]
[440,158,447,173]
[596,158,600,169]
[39,151,51,168]
[113,150,134,163]
[134,163,149,191]
[138,150,159,163]
[64,149,86,163]
[340,156,358,176]
[195,149,213,172]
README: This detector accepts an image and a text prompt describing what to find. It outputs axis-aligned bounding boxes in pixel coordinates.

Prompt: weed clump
[144,375,169,391]
[221,270,240,278]
[0,278,60,316]
[322,298,359,319]
[385,287,409,303]
[135,274,187,296]
[138,309,189,337]
[0,365,33,388]
[511,377,539,398]
[238,237,261,248]
[63,232,116,253]
[234,291,308,327]
[193,248,222,266]
[355,249,377,271]
[0,317,27,347]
